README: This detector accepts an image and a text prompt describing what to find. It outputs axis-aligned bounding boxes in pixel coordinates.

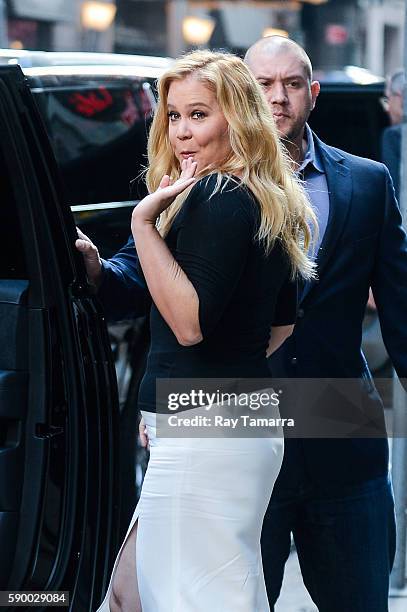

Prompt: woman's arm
[266,324,294,358]
[132,160,253,346]
[132,220,202,346]
[131,159,202,346]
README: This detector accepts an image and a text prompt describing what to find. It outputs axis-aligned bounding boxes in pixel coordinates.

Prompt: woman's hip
[139,409,284,516]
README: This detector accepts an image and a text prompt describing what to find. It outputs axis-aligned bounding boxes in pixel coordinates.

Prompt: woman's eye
[168,111,179,121]
[192,111,205,119]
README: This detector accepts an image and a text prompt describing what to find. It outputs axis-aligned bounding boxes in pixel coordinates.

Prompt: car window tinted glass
[0,148,27,279]
[29,75,155,205]
[309,89,387,161]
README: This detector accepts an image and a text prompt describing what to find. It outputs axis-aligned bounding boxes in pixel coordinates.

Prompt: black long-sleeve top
[138,174,297,412]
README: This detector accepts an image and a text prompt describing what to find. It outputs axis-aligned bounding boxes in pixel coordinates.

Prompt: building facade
[360,0,404,76]
[0,0,404,76]
[3,0,116,52]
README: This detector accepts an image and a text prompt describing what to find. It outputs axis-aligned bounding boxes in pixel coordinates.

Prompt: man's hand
[75,228,102,288]
[139,416,150,450]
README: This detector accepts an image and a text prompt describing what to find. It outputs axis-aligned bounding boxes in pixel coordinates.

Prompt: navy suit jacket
[99,133,407,487]
[98,237,151,321]
[269,133,407,488]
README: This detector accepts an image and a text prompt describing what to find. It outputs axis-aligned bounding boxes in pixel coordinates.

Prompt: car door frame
[0,64,120,610]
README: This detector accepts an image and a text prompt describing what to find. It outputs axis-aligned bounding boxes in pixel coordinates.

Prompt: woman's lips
[180,152,196,159]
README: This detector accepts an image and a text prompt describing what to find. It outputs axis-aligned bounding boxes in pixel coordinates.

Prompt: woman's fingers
[145,160,196,215]
[159,159,197,194]
[160,160,197,196]
[174,160,197,192]
[179,158,187,178]
[185,158,197,179]
[167,176,196,197]
[159,175,171,189]
[179,157,197,180]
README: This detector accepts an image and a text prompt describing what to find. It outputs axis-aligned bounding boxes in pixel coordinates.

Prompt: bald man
[245,36,407,612]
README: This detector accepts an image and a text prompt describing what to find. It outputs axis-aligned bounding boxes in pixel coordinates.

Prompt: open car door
[0,65,119,610]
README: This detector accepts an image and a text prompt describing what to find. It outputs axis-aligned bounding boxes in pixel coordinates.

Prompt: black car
[0,64,120,610]
[310,64,387,164]
[0,51,172,258]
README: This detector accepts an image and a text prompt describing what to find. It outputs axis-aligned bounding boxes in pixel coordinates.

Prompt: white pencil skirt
[97,409,284,612]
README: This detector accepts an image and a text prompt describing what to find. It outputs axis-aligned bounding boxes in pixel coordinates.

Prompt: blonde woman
[96,50,316,612]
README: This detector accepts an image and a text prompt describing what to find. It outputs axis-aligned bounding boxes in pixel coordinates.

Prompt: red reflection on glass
[139,90,153,116]
[69,87,113,117]
[121,91,140,126]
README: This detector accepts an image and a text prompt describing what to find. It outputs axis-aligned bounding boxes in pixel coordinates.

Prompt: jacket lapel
[300,134,353,303]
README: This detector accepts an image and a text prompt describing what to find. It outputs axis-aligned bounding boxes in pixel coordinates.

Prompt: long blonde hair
[146,50,317,279]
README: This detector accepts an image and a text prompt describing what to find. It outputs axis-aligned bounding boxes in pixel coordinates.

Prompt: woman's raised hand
[132,157,197,226]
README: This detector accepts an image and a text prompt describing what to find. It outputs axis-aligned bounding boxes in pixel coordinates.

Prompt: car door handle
[35,424,64,439]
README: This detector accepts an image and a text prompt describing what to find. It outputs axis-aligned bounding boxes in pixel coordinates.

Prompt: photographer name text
[167,415,294,428]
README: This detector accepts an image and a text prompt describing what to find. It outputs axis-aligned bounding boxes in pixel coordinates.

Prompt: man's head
[385,69,404,126]
[245,36,320,148]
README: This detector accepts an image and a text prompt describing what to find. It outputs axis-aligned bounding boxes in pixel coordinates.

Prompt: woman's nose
[176,118,192,139]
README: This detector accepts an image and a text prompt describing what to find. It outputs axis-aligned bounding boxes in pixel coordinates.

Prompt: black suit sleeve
[174,179,254,337]
[372,165,407,383]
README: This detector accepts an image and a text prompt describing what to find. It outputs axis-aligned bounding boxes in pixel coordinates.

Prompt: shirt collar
[298,123,324,174]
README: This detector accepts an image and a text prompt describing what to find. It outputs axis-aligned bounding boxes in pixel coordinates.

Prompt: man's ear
[310,80,320,110]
